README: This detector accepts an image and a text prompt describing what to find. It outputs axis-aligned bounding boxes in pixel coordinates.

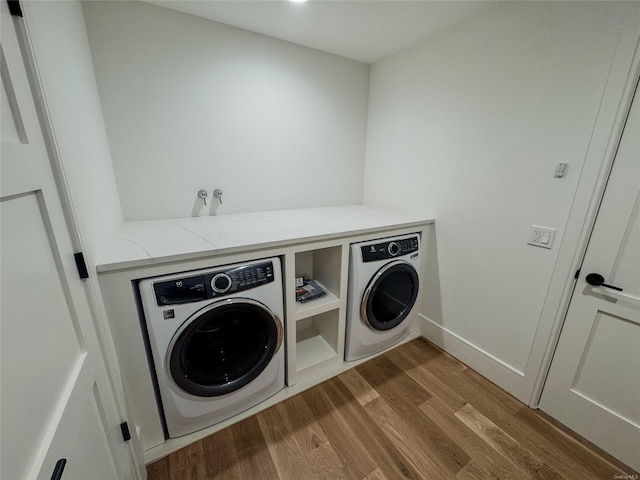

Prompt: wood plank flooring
[147,338,636,479]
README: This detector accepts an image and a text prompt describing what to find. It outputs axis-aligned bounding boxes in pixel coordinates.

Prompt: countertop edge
[96,218,434,274]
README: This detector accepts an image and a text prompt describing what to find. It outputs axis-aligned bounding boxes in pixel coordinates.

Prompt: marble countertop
[96,204,434,273]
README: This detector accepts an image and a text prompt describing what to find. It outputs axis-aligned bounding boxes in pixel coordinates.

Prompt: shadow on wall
[420,225,443,333]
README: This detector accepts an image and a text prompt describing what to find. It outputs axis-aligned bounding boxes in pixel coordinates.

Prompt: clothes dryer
[345,234,421,361]
[138,257,284,438]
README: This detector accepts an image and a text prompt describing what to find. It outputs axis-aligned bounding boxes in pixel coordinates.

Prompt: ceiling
[144,1,494,64]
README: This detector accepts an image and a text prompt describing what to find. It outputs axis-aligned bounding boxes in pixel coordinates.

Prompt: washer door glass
[168,299,281,397]
[361,261,419,331]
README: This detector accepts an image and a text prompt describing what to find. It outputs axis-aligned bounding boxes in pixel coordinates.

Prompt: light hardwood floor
[147,338,636,479]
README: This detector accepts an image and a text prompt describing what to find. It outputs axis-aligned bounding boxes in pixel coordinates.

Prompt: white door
[539,81,640,471]
[1,4,135,479]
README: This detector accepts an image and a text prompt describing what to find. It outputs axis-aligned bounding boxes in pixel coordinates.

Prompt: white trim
[416,314,530,403]
[525,6,640,408]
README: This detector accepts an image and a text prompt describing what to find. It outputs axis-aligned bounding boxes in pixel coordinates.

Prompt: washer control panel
[361,236,419,263]
[153,261,274,306]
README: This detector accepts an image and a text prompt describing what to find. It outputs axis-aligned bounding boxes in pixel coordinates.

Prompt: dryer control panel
[361,236,419,263]
[153,261,274,306]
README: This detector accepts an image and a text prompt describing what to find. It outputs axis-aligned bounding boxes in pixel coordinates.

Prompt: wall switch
[554,162,568,178]
[528,226,556,249]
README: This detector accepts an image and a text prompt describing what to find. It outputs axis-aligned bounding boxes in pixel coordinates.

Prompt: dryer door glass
[168,300,281,397]
[362,262,419,331]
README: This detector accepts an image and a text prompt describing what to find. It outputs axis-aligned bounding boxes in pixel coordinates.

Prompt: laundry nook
[1,1,638,479]
[97,205,433,456]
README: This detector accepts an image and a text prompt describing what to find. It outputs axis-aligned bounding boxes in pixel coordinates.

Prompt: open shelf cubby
[294,287,340,320]
[294,245,342,294]
[295,309,341,374]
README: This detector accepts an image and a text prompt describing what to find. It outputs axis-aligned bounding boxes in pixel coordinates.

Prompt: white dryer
[138,257,285,438]
[345,234,421,361]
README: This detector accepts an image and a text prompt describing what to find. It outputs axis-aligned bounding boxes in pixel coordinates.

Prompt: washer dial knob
[211,273,232,293]
[388,242,399,256]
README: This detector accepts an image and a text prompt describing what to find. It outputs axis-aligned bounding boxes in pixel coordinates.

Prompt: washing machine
[345,234,421,361]
[137,257,285,438]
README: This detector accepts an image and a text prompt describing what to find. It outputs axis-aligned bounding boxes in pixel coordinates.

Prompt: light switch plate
[528,226,556,249]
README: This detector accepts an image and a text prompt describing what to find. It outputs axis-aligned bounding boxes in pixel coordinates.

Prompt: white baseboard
[417,314,531,404]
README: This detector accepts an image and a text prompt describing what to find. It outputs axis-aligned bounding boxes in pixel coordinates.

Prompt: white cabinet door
[0,4,134,479]
[539,81,640,471]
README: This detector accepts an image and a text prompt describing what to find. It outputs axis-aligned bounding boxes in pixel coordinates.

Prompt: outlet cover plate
[528,226,556,249]
[554,162,568,178]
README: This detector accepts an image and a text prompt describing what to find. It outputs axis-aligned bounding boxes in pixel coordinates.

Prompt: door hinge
[7,0,23,17]
[120,422,131,442]
[574,268,581,280]
[74,252,89,279]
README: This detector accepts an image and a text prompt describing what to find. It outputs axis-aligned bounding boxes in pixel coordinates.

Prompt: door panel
[609,193,639,292]
[38,371,122,480]
[540,82,640,471]
[0,192,85,480]
[571,311,639,425]
[1,3,134,478]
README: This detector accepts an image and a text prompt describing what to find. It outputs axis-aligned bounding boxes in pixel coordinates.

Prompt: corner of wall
[416,314,530,403]
[23,0,124,264]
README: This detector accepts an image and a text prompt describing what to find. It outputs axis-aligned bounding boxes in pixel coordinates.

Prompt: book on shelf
[295,277,327,303]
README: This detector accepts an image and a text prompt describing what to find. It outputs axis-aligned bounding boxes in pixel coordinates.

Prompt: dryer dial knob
[388,242,399,256]
[211,273,232,293]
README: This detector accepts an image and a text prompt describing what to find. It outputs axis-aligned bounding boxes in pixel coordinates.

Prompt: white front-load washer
[345,234,421,361]
[137,257,285,438]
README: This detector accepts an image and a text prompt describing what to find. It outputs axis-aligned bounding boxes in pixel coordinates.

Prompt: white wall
[82,1,370,221]
[364,1,632,400]
[22,0,123,262]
